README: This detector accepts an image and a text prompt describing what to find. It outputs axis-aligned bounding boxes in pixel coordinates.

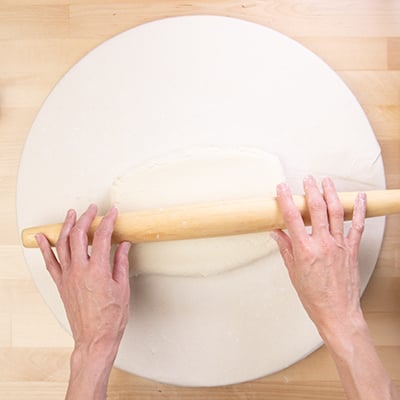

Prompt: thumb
[113,241,132,283]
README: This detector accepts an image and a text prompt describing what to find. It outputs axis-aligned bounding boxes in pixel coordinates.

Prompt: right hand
[271,176,367,336]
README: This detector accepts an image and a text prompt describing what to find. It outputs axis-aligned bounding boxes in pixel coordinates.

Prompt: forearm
[320,316,399,400]
[66,344,118,400]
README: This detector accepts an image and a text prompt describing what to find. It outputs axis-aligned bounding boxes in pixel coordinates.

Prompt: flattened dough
[110,148,285,276]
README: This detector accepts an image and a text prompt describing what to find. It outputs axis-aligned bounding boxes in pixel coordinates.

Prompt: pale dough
[110,148,286,277]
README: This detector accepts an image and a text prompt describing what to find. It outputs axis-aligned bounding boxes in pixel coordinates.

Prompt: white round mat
[17,16,385,386]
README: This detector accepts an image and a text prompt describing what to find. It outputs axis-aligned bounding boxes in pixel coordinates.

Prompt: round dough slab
[111,148,284,277]
[17,16,385,386]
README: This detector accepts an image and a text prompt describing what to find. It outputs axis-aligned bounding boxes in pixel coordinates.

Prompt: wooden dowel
[21,189,400,248]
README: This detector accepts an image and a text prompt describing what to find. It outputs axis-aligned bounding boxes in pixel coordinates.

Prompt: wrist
[71,340,119,372]
[318,310,371,357]
[67,343,118,400]
[317,313,399,400]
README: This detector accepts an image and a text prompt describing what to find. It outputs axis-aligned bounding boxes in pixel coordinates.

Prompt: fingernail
[35,234,41,244]
[123,241,132,254]
[107,206,118,216]
[358,192,367,205]
[321,176,330,185]
[277,182,289,194]
[322,176,336,191]
[303,175,315,185]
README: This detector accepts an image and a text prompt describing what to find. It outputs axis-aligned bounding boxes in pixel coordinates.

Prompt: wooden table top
[0,1,399,399]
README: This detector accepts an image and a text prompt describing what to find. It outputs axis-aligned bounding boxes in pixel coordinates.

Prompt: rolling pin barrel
[21,189,400,248]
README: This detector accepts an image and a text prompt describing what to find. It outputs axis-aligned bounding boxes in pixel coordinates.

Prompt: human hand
[272,176,367,338]
[35,204,131,362]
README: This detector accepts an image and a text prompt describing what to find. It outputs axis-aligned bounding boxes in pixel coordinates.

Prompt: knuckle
[283,207,300,221]
[329,204,344,219]
[352,221,365,233]
[94,226,112,240]
[320,239,334,255]
[55,236,66,249]
[70,226,85,240]
[307,197,326,212]
[296,240,315,261]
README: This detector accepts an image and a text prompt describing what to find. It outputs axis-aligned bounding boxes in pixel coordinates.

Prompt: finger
[113,241,132,284]
[70,204,98,266]
[322,177,344,241]
[347,192,366,253]
[303,175,329,237]
[91,206,118,270]
[36,233,62,287]
[271,229,294,270]
[276,183,308,245]
[55,209,76,268]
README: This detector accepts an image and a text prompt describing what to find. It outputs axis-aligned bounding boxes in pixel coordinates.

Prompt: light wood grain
[21,190,400,247]
[0,1,399,399]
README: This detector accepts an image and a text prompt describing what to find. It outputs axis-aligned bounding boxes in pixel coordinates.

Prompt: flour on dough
[110,148,285,277]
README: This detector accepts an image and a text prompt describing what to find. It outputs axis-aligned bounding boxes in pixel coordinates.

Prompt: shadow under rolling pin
[22,190,400,248]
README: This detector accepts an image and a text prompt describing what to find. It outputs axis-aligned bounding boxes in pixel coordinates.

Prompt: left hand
[36,204,131,359]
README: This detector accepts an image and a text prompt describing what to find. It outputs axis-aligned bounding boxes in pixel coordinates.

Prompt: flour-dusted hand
[272,176,399,400]
[36,205,131,400]
[272,175,366,335]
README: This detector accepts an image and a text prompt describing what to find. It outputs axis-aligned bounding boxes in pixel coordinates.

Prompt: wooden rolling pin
[22,189,400,248]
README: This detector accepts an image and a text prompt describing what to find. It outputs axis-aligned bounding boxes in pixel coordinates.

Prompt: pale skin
[36,204,131,400]
[272,176,399,400]
[36,176,399,399]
